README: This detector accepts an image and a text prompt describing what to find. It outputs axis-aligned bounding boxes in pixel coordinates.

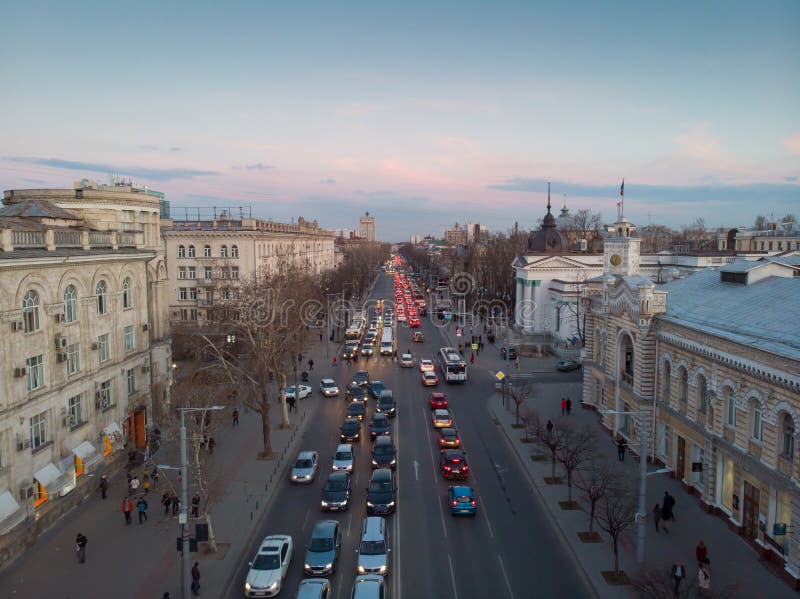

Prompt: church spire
[547,181,551,214]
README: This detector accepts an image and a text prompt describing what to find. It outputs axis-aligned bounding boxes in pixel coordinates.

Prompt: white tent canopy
[0,490,24,533]
[72,440,101,466]
[34,463,68,494]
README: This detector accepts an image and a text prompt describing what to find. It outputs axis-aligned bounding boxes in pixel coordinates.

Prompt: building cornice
[0,252,156,269]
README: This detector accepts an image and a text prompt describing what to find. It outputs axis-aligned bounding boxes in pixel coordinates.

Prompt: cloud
[244,162,272,171]
[786,176,798,183]
[140,145,159,151]
[169,147,184,152]
[320,178,336,185]
[675,123,722,161]
[784,132,800,155]
[4,156,217,182]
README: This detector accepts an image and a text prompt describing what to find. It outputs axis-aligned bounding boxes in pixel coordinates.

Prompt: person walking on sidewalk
[232,408,239,427]
[142,471,151,494]
[671,561,686,595]
[288,395,296,413]
[698,563,711,596]
[332,357,337,368]
[566,398,572,414]
[560,397,566,415]
[208,437,216,454]
[136,496,148,524]
[162,491,172,516]
[121,497,134,525]
[191,562,201,596]
[191,493,200,517]
[75,532,88,564]
[470,352,475,364]
[96,474,109,500]
[129,475,140,496]
[171,494,180,516]
[308,358,314,371]
[514,356,520,370]
[696,540,709,567]
[546,420,554,435]
[663,491,677,524]
[652,503,662,532]
[617,436,627,461]
[151,466,159,487]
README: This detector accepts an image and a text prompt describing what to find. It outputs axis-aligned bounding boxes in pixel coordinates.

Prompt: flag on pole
[620,179,625,197]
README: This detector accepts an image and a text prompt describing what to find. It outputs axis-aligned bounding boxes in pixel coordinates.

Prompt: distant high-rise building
[466,223,488,243]
[359,212,376,241]
[445,223,467,246]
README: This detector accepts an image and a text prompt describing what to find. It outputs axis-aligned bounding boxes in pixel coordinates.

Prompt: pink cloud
[784,132,800,155]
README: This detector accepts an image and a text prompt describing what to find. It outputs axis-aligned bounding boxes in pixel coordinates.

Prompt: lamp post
[598,408,650,564]
[161,405,224,599]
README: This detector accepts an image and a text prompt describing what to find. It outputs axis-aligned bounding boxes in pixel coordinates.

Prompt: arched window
[231,244,239,258]
[782,414,795,461]
[220,245,228,258]
[661,362,672,404]
[64,285,78,323]
[203,244,211,257]
[96,280,108,315]
[678,367,689,405]
[122,278,133,310]
[178,245,186,258]
[750,399,763,442]
[22,290,40,333]
[188,245,196,258]
[724,388,736,427]
[697,375,708,414]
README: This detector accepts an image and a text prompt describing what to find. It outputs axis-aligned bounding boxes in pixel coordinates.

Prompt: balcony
[620,371,634,386]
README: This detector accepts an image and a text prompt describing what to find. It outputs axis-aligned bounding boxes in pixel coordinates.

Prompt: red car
[429,393,448,410]
[409,316,420,328]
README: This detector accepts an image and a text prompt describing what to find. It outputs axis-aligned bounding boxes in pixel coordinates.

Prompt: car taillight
[462,466,468,471]
[471,500,476,506]
[444,465,451,471]
[452,500,458,507]
[439,438,445,445]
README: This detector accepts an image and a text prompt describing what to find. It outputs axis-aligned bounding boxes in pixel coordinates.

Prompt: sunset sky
[1,1,798,240]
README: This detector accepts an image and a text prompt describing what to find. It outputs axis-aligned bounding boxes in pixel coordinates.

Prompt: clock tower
[604,217,640,276]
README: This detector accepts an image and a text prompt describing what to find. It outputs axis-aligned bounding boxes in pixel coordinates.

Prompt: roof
[658,268,800,361]
[719,261,766,273]
[0,199,82,220]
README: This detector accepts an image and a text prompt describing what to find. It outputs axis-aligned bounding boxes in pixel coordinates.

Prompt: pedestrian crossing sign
[495,371,505,381]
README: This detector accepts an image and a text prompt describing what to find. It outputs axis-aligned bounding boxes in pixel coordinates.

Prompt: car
[396,313,407,322]
[294,578,331,599]
[244,534,293,598]
[428,392,447,410]
[557,359,582,372]
[319,379,339,398]
[412,331,424,342]
[285,385,313,400]
[371,436,397,470]
[340,417,361,442]
[366,469,396,515]
[343,345,359,360]
[332,444,354,472]
[347,401,366,421]
[422,371,439,386]
[357,516,390,576]
[500,346,518,360]
[291,451,319,483]
[370,413,391,439]
[448,485,477,516]
[409,316,420,328]
[361,344,374,356]
[438,427,461,448]
[352,371,370,387]
[440,449,469,480]
[399,354,413,368]
[432,409,452,428]
[321,471,351,512]
[419,359,434,372]
[375,390,396,417]
[304,520,341,576]
[350,575,386,599]
[369,381,386,400]
[345,384,368,403]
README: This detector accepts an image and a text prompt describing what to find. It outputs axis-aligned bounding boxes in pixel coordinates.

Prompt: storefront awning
[34,463,69,495]
[72,440,101,466]
[0,490,25,533]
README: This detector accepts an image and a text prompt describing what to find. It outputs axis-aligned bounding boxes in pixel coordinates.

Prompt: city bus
[380,327,396,356]
[438,347,467,383]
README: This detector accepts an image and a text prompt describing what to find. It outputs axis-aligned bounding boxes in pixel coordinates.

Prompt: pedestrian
[191,493,200,518]
[617,437,627,461]
[126,470,133,487]
[152,466,159,487]
[200,433,207,450]
[204,412,211,428]
[171,494,180,516]
[671,561,685,595]
[560,397,566,415]
[191,562,201,596]
[663,491,677,524]
[393,348,398,361]
[136,496,149,524]
[208,437,216,454]
[652,503,661,532]
[142,471,151,494]
[162,491,171,516]
[129,476,140,496]
[698,563,711,596]
[97,474,109,500]
[546,420,554,435]
[319,332,323,342]
[332,357,337,368]
[566,398,572,414]
[75,532,88,564]
[232,408,239,427]
[121,497,133,525]
[288,395,296,413]
[514,356,520,370]
[308,358,314,371]
[696,540,709,567]
[470,352,475,364]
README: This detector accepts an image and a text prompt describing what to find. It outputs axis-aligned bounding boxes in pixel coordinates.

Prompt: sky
[1,0,798,241]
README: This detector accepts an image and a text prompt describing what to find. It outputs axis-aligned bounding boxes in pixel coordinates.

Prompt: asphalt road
[226,273,593,599]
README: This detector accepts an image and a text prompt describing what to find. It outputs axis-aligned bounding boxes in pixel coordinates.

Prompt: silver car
[332,444,354,472]
[357,516,389,576]
[351,575,385,599]
[291,451,319,483]
[320,379,340,397]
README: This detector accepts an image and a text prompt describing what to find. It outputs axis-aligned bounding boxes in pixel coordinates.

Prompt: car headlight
[371,459,378,466]
[321,500,329,507]
[357,565,366,574]
[267,581,278,590]
[245,582,251,591]
[390,459,396,465]
[324,563,333,570]
[367,501,374,507]
[378,565,387,573]
[387,501,395,507]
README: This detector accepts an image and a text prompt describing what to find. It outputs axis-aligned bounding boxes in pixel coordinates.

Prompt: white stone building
[359,212,376,242]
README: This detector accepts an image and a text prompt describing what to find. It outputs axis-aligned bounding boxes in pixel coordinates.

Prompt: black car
[371,436,397,470]
[440,449,469,480]
[340,417,361,442]
[352,371,370,387]
[366,469,396,515]
[320,472,351,512]
[500,346,518,360]
[346,384,368,402]
[370,413,391,439]
[347,401,366,421]
[376,390,396,417]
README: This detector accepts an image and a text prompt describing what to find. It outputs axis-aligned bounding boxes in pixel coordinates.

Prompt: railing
[118,232,136,246]
[54,230,82,246]
[621,371,634,386]
[12,230,45,247]
[89,232,112,245]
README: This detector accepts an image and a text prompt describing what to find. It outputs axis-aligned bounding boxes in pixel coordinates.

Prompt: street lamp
[598,408,650,565]
[163,405,225,599]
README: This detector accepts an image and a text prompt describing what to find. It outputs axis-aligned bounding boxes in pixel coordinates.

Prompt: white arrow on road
[412,460,420,481]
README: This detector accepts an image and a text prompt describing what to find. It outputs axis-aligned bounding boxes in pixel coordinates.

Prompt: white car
[399,354,413,368]
[351,575,386,599]
[244,534,293,597]
[332,444,354,472]
[291,451,319,483]
[432,409,453,429]
[285,385,313,400]
[319,379,339,397]
[419,359,434,372]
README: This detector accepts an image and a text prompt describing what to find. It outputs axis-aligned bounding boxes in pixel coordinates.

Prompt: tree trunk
[260,388,273,456]
[515,401,520,426]
[278,373,289,428]
[567,470,572,502]
[204,509,217,552]
[551,449,557,478]
[588,500,596,533]
[613,535,619,573]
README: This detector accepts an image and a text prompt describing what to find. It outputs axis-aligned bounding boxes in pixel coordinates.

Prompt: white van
[357,516,390,575]
[379,327,394,356]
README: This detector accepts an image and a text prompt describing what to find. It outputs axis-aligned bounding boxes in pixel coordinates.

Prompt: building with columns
[581,223,800,588]
[359,212,376,242]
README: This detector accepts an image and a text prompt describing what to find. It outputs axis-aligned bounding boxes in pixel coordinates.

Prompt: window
[188,244,196,258]
[124,325,134,353]
[64,285,78,323]
[99,379,112,410]
[555,306,561,332]
[220,245,228,258]
[188,267,196,279]
[231,244,239,258]
[179,288,188,301]
[661,362,672,404]
[750,400,763,442]
[178,267,187,280]
[98,333,110,363]
[27,355,44,390]
[781,414,795,460]
[204,266,212,280]
[697,375,707,414]
[66,342,81,375]
[190,308,198,321]
[126,368,136,396]
[178,245,186,258]
[203,244,211,257]
[678,367,688,404]
[68,394,83,427]
[122,278,133,310]
[96,281,108,315]
[189,288,198,300]
[724,388,736,427]
[30,412,48,450]
[231,266,239,279]
[23,290,40,333]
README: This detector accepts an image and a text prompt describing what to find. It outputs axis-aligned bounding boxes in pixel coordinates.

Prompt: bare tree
[595,477,638,576]
[754,215,767,230]
[574,460,619,535]
[561,209,602,245]
[555,422,596,503]
[540,420,564,482]
[508,381,531,427]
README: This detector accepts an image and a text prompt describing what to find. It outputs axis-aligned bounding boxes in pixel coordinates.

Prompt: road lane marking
[448,554,459,599]
[347,513,352,537]
[477,493,494,538]
[422,406,448,538]
[498,554,515,599]
[413,459,420,480]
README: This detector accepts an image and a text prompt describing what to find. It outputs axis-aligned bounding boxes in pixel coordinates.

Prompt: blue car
[448,485,477,516]
[369,381,386,400]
